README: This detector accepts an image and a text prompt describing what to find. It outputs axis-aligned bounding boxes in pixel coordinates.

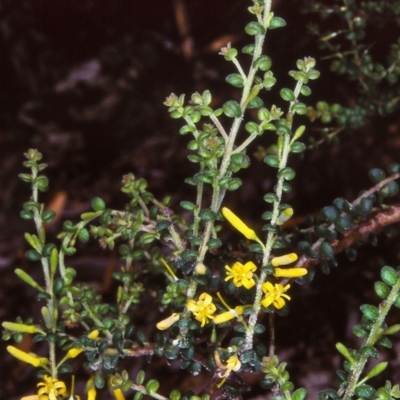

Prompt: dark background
[1,0,400,398]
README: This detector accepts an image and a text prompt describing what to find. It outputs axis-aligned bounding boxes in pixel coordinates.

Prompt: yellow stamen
[160,258,178,281]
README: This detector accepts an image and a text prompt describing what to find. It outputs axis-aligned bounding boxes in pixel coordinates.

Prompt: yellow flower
[225,261,257,289]
[86,375,97,400]
[276,207,293,225]
[37,376,68,400]
[261,282,291,309]
[220,354,241,377]
[187,292,216,327]
[214,352,241,387]
[7,346,48,368]
[66,329,100,359]
[221,207,263,246]
[271,253,298,267]
[274,267,307,278]
[213,306,245,324]
[156,313,180,330]
[2,321,44,334]
[112,388,125,400]
[109,376,126,400]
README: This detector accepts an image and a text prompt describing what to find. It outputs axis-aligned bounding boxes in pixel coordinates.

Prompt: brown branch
[297,204,400,270]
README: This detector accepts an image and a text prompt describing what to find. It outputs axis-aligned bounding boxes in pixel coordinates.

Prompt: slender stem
[232,132,259,155]
[210,114,229,142]
[232,58,247,80]
[180,0,273,343]
[244,75,305,351]
[342,276,400,398]
[268,313,275,358]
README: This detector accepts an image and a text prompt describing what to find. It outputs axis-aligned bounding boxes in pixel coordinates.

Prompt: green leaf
[355,384,376,399]
[381,266,398,286]
[169,390,181,400]
[360,345,378,358]
[33,175,49,192]
[369,168,386,183]
[78,228,90,243]
[320,241,334,259]
[280,88,295,102]
[264,155,280,168]
[269,16,286,29]
[278,167,296,180]
[360,304,379,321]
[290,142,306,153]
[300,85,312,96]
[180,201,196,211]
[226,73,244,88]
[145,379,160,394]
[227,178,242,191]
[353,324,369,338]
[42,210,56,223]
[242,44,255,55]
[91,197,106,211]
[254,55,272,71]
[245,21,265,35]
[292,388,307,400]
[136,370,145,385]
[198,209,217,221]
[19,173,33,183]
[223,100,242,118]
[374,281,390,299]
[25,249,42,261]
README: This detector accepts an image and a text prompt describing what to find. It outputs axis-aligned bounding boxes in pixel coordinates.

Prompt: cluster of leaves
[302,0,400,130]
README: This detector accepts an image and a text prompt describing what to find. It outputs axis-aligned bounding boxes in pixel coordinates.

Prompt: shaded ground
[1,1,400,399]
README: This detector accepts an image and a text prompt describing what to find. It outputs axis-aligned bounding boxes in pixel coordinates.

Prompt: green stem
[342,276,400,398]
[210,114,229,142]
[244,76,304,351]
[180,0,272,343]
[232,132,259,155]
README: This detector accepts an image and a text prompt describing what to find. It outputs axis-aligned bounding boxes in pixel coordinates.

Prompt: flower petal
[156,313,180,330]
[271,253,298,267]
[222,208,260,242]
[274,267,307,278]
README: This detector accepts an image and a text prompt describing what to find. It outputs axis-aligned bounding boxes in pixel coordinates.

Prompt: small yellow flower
[156,313,180,330]
[195,263,207,275]
[276,207,293,225]
[66,329,100,359]
[187,292,216,327]
[220,354,241,377]
[37,375,68,400]
[222,207,263,246]
[86,375,97,400]
[271,253,298,267]
[2,321,44,334]
[213,306,245,324]
[214,352,241,387]
[112,388,125,400]
[7,346,48,368]
[109,376,126,400]
[274,267,307,278]
[261,282,291,309]
[225,261,257,289]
